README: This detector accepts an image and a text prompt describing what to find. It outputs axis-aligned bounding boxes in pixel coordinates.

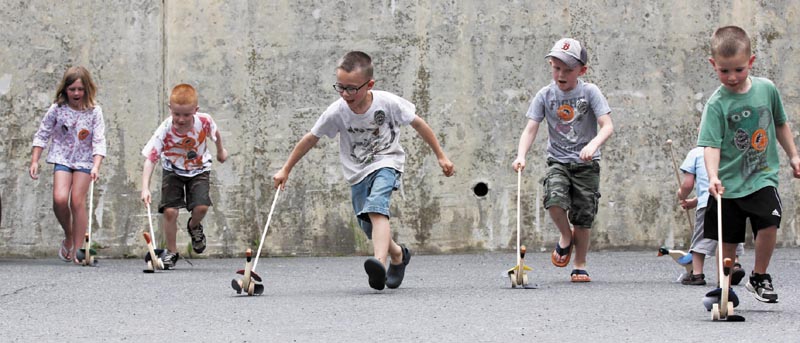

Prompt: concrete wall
[1,0,799,258]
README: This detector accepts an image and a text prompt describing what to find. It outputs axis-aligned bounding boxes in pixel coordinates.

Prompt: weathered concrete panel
[1,1,798,257]
[0,0,163,257]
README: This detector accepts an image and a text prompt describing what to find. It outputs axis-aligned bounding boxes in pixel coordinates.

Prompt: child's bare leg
[691,251,706,275]
[368,213,402,265]
[163,207,179,252]
[69,172,91,251]
[548,206,572,264]
[753,226,777,274]
[717,242,738,283]
[572,226,590,268]
[52,172,74,248]
[189,205,208,228]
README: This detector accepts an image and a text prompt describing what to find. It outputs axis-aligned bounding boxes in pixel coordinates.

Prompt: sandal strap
[554,242,572,256]
[570,269,589,276]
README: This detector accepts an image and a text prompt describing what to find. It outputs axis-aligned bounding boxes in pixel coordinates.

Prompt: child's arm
[677,173,697,209]
[273,133,320,189]
[775,122,800,178]
[677,173,695,200]
[680,197,698,210]
[410,116,455,177]
[29,146,44,180]
[704,147,723,196]
[91,107,107,181]
[579,114,614,161]
[30,107,58,180]
[90,155,104,181]
[513,119,541,172]
[141,159,156,205]
[214,130,228,163]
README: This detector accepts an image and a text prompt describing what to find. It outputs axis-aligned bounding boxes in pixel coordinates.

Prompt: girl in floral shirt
[30,66,106,263]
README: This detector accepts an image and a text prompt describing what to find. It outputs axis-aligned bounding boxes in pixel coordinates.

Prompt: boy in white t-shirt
[273,51,455,290]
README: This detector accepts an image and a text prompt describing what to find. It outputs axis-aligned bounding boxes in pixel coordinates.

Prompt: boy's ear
[708,57,716,68]
[578,65,588,76]
[748,54,756,68]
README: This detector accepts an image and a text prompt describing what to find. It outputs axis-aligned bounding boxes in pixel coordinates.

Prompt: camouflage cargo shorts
[542,158,601,228]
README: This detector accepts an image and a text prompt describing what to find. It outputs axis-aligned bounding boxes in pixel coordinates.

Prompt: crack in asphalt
[1,284,42,298]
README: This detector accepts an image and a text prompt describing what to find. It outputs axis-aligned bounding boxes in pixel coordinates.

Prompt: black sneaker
[386,245,411,289]
[731,263,745,285]
[187,218,206,253]
[162,250,179,269]
[681,273,706,285]
[745,272,778,303]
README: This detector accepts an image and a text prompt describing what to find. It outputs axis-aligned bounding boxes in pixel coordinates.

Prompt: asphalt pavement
[2,248,800,342]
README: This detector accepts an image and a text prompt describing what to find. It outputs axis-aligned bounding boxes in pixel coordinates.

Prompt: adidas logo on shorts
[772,209,781,217]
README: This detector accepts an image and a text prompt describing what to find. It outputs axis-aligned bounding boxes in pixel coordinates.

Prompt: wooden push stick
[83,180,95,266]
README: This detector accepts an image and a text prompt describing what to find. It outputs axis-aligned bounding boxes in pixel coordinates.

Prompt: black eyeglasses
[333,80,370,95]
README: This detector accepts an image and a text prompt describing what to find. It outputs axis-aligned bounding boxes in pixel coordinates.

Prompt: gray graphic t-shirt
[311,90,417,185]
[526,79,611,163]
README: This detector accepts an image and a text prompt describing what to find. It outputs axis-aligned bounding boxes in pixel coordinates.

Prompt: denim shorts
[54,164,91,174]
[542,158,601,228]
[351,168,401,239]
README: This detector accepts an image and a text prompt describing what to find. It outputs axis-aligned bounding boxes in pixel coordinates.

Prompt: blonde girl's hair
[54,66,97,110]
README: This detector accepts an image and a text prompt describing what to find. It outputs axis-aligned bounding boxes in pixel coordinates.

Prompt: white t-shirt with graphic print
[311,90,417,185]
[141,113,219,177]
[32,104,107,170]
[526,79,611,163]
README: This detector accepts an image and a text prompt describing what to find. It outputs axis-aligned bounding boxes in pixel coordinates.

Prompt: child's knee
[53,194,70,207]
[163,207,179,220]
[192,205,209,213]
[69,193,87,207]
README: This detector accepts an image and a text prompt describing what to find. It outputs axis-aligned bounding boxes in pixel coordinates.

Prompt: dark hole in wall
[473,182,488,197]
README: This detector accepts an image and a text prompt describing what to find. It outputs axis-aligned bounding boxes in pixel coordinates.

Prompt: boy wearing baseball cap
[512,38,613,282]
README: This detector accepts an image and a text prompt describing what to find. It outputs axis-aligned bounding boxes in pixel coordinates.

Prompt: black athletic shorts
[704,186,782,243]
[158,170,212,213]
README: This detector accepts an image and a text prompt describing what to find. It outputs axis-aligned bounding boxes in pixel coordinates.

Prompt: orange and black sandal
[570,269,591,282]
[551,241,572,268]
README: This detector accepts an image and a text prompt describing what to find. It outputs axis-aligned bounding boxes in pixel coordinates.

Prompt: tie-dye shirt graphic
[311,91,416,185]
[698,77,787,198]
[32,104,107,169]
[526,80,611,163]
[142,113,218,177]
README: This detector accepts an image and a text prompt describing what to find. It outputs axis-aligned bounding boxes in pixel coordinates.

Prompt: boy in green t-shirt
[698,26,800,303]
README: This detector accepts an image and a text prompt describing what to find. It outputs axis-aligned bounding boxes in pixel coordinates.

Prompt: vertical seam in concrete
[160,0,167,123]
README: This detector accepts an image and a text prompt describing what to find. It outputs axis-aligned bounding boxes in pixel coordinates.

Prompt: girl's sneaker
[745,272,778,303]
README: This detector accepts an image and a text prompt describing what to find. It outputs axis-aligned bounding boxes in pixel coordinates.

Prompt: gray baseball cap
[545,38,587,69]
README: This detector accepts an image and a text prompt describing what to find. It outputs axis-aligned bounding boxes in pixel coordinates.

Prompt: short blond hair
[711,26,751,58]
[170,83,198,106]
